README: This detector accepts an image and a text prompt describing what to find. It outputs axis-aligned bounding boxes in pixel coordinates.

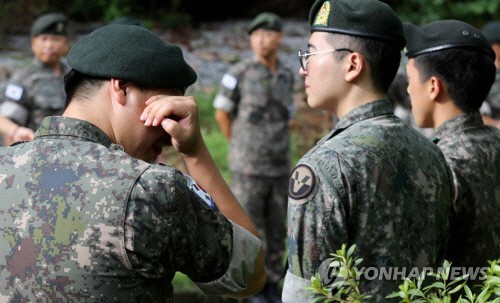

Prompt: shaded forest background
[1,0,500,34]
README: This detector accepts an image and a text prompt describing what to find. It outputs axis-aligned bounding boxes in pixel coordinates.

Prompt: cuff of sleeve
[213,94,235,113]
[281,270,316,303]
[195,220,262,296]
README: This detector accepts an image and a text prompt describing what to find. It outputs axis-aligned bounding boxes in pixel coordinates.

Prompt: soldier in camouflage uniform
[404,20,500,275]
[283,1,454,302]
[0,24,265,302]
[0,13,70,145]
[481,22,500,128]
[213,12,294,303]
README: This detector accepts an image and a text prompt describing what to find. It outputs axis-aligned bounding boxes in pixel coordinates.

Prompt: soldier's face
[116,85,181,163]
[492,43,500,71]
[250,29,282,58]
[300,32,345,111]
[406,59,434,128]
[31,34,69,66]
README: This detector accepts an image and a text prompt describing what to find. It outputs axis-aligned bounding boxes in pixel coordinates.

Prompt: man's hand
[6,126,34,145]
[140,95,203,155]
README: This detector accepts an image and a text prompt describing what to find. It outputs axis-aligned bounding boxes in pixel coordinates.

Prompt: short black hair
[64,69,107,108]
[413,49,496,112]
[327,33,401,93]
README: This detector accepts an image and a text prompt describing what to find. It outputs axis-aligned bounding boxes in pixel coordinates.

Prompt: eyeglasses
[298,48,353,70]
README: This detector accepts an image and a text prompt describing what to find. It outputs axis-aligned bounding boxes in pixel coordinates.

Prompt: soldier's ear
[109,78,127,106]
[344,52,364,82]
[429,76,446,102]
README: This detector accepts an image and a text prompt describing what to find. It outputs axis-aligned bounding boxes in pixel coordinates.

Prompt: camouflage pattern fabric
[434,111,500,269]
[285,99,453,302]
[0,116,258,302]
[231,173,288,283]
[485,71,500,119]
[0,58,69,130]
[214,57,294,177]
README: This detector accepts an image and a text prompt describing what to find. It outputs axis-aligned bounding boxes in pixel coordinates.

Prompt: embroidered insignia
[183,174,215,209]
[221,73,237,90]
[289,164,316,200]
[314,1,331,27]
[5,84,23,101]
[57,22,64,33]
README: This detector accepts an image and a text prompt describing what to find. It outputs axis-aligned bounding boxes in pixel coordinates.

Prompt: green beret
[31,13,67,36]
[247,12,283,34]
[309,0,405,49]
[404,20,495,60]
[481,21,500,44]
[67,25,197,89]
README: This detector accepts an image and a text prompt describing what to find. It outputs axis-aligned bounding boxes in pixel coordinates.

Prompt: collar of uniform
[335,98,393,130]
[251,56,287,75]
[33,57,71,75]
[320,99,393,143]
[34,116,113,148]
[433,111,483,141]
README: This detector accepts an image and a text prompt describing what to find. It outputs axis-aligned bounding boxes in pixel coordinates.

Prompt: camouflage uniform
[0,116,261,302]
[213,57,294,283]
[433,112,500,269]
[485,71,500,119]
[283,99,453,302]
[0,58,69,131]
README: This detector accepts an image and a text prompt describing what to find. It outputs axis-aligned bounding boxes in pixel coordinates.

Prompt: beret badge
[314,1,331,27]
[57,22,64,33]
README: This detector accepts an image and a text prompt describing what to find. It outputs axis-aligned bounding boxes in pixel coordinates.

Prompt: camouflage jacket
[434,112,500,268]
[0,116,261,302]
[284,99,453,302]
[0,58,69,130]
[213,57,294,176]
[485,71,500,119]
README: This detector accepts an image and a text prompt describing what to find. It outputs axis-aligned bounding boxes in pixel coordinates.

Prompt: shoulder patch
[221,73,237,90]
[5,84,23,101]
[289,164,316,200]
[183,174,215,209]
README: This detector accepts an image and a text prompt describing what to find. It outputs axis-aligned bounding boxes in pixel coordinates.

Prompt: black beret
[31,13,67,36]
[404,20,495,60]
[67,24,197,89]
[309,0,405,49]
[481,21,500,44]
[247,12,283,34]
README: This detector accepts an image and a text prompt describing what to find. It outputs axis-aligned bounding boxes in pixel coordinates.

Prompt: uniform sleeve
[125,165,261,294]
[287,149,352,279]
[213,66,241,113]
[1,78,30,125]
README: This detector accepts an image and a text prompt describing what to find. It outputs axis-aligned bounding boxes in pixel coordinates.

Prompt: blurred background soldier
[213,12,294,303]
[480,21,500,128]
[0,13,70,145]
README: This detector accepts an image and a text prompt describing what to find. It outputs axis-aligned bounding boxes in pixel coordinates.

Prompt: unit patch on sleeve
[183,174,215,209]
[288,164,316,201]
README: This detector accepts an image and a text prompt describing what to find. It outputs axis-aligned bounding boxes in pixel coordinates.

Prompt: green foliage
[395,0,500,26]
[309,244,500,303]
[387,259,500,303]
[307,244,372,303]
[196,91,231,182]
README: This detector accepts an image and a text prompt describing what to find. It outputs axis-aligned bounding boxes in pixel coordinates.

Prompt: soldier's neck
[44,61,63,76]
[256,54,277,73]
